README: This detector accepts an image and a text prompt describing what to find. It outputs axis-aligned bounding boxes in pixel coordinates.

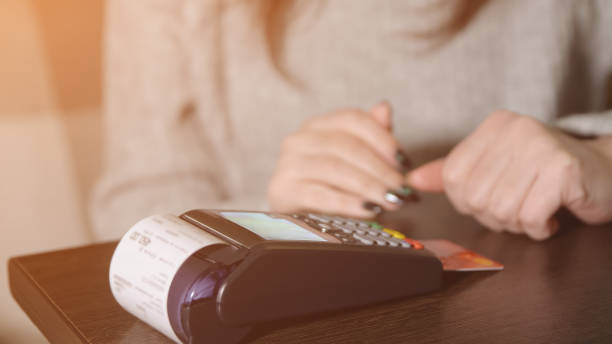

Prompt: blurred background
[1,0,103,341]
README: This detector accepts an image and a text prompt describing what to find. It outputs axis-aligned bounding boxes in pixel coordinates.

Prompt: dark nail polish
[384,191,403,205]
[363,201,383,214]
[397,185,413,196]
[395,150,412,173]
[395,185,420,202]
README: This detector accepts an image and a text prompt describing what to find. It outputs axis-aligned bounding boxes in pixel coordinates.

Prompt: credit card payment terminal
[109,210,443,344]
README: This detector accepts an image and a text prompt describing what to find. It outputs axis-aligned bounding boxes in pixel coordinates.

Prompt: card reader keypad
[296,214,424,250]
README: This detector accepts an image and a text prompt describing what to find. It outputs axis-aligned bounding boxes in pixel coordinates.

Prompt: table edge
[8,256,89,344]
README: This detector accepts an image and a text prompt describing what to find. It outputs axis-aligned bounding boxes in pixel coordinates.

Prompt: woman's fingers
[486,159,539,232]
[441,111,517,214]
[407,158,445,192]
[304,109,401,168]
[269,103,412,217]
[277,153,403,211]
[410,111,585,241]
[272,180,378,218]
[283,130,405,190]
[517,159,565,240]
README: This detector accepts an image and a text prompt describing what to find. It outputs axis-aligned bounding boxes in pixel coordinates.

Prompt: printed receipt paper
[109,214,223,343]
[421,239,504,271]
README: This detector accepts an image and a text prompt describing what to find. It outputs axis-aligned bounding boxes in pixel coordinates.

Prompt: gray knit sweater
[92,0,612,240]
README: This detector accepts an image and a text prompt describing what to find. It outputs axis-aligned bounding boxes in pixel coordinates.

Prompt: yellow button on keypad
[383,228,405,240]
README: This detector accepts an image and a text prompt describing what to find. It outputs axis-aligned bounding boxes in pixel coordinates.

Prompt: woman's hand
[408,110,612,240]
[268,102,413,218]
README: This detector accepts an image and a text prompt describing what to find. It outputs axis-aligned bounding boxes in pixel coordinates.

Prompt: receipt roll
[109,214,250,343]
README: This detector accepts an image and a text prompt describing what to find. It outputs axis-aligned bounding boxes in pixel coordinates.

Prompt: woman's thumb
[407,158,446,193]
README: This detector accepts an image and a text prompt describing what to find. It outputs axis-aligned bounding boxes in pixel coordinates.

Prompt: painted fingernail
[395,150,412,172]
[398,185,420,201]
[397,185,413,197]
[363,201,383,214]
[384,191,404,205]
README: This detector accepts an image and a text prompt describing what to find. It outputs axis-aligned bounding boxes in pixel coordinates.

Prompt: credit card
[420,239,504,271]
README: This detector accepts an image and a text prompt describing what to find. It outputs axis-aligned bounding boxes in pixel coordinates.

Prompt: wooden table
[9,195,612,343]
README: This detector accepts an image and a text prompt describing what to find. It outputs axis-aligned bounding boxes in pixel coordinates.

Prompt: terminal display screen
[220,212,326,242]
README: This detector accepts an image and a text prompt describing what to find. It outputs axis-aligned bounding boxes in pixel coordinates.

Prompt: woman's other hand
[408,110,612,240]
[268,102,413,218]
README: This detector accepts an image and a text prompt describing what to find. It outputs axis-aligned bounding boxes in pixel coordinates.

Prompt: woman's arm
[91,0,260,240]
[408,111,612,240]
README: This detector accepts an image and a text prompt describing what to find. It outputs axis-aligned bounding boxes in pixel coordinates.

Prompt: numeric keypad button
[352,233,374,245]
[366,234,387,246]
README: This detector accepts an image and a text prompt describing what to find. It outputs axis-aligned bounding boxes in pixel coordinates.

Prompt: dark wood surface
[9,194,612,343]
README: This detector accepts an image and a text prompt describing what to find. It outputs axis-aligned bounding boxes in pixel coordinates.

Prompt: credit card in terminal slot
[420,239,504,271]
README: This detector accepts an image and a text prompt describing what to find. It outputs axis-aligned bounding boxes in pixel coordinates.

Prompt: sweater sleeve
[555,111,612,137]
[90,0,264,241]
[553,0,612,136]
